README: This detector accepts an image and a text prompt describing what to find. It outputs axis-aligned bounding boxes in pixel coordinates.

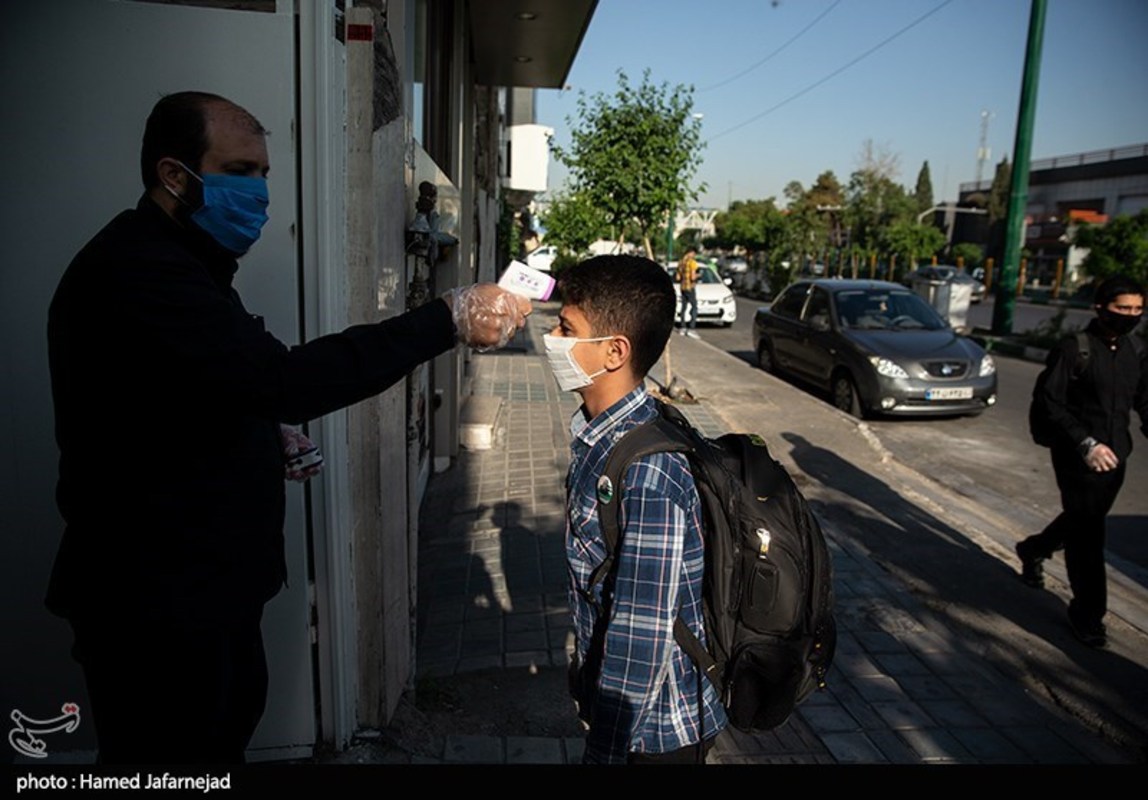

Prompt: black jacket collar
[137,194,240,288]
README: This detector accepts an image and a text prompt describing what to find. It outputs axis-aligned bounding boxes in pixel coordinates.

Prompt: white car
[673,263,737,326]
[524,245,557,272]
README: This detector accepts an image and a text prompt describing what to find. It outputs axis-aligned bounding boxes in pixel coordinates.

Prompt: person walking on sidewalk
[1017,275,1147,648]
[675,247,701,339]
[46,91,529,763]
[546,255,726,763]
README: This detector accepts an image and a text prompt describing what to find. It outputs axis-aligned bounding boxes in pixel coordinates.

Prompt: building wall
[1026,173,1148,218]
[0,0,314,760]
[3,0,538,758]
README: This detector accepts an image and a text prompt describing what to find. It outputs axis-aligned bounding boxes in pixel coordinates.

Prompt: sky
[536,0,1148,210]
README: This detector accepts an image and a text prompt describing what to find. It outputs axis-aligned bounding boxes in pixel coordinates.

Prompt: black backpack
[591,400,836,732]
[1029,331,1092,448]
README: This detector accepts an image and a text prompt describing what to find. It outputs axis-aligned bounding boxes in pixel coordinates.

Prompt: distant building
[958,143,1148,286]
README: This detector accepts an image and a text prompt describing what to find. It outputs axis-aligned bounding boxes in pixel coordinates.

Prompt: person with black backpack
[547,255,728,764]
[1019,275,1147,648]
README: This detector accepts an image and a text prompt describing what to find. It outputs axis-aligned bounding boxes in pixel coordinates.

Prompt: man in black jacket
[1017,275,1147,648]
[46,91,528,762]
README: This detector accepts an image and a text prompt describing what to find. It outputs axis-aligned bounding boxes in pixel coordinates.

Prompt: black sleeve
[1037,336,1089,447]
[273,298,456,423]
[1136,340,1148,440]
[110,253,456,424]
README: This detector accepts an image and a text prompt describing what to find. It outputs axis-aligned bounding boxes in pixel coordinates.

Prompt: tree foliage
[551,70,704,258]
[711,198,788,258]
[951,242,984,271]
[987,157,1011,225]
[845,172,913,256]
[540,190,607,257]
[784,171,845,265]
[882,221,946,272]
[914,161,934,218]
[1073,209,1148,285]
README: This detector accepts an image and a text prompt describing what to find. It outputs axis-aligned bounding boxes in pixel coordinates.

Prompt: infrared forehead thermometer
[498,260,555,301]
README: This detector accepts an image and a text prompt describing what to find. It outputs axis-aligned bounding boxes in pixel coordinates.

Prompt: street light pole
[993,0,1047,335]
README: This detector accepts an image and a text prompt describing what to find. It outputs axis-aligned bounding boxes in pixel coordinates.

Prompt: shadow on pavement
[780,431,1148,755]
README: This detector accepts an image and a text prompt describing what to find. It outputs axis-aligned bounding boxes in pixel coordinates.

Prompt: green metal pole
[992,0,1047,335]
[666,209,674,263]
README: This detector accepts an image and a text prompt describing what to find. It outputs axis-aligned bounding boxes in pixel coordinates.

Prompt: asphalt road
[698,294,1148,573]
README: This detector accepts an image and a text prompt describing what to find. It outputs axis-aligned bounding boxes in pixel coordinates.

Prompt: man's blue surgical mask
[168,162,269,255]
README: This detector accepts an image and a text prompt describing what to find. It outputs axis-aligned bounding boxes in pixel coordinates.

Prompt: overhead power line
[699,0,844,93]
[708,0,956,143]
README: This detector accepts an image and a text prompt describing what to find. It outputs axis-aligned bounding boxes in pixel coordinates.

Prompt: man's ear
[604,335,632,371]
[156,157,189,195]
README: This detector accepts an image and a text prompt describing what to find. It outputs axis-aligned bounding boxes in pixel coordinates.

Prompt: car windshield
[834,289,948,331]
[697,267,723,284]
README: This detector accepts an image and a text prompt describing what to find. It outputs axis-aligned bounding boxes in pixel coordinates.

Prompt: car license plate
[926,387,973,400]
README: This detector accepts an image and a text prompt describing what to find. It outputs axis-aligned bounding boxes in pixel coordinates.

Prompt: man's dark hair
[1094,274,1145,308]
[140,91,267,189]
[558,255,676,379]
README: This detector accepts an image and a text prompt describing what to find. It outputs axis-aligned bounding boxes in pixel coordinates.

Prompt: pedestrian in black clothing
[1017,275,1147,648]
[46,91,530,763]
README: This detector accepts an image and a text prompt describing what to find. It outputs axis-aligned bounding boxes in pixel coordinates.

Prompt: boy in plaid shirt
[545,255,727,764]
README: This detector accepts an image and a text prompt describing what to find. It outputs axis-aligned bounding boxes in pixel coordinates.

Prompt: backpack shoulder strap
[1128,333,1145,359]
[588,410,693,592]
[592,403,726,696]
[1073,330,1091,378]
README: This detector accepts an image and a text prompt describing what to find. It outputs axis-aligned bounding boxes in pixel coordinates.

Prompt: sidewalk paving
[398,304,1147,764]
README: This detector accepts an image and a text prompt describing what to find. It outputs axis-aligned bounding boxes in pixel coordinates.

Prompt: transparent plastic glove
[1083,441,1119,472]
[281,424,324,482]
[445,283,532,352]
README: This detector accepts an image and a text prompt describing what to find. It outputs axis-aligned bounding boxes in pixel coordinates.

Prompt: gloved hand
[445,283,532,351]
[1083,441,1119,472]
[281,425,324,482]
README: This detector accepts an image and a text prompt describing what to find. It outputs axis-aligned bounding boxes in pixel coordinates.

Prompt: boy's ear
[604,335,632,371]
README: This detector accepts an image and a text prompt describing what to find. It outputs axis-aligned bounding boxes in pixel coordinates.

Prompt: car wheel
[832,373,863,418]
[756,339,777,374]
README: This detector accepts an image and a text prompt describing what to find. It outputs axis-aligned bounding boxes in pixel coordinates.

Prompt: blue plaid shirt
[566,386,727,763]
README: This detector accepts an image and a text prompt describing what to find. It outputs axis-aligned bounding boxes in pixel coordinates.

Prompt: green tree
[844,140,913,258]
[496,198,522,268]
[711,199,785,255]
[844,155,914,260]
[951,242,985,271]
[711,198,793,293]
[540,190,607,258]
[987,157,1012,224]
[807,170,844,209]
[914,161,934,219]
[1073,209,1148,285]
[882,221,946,272]
[551,70,705,259]
[986,157,1012,264]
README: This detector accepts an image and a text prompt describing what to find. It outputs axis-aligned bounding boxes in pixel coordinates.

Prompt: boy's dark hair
[140,91,267,189]
[559,255,676,379]
[1094,274,1145,307]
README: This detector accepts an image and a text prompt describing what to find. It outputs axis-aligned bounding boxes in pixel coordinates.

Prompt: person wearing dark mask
[1017,274,1146,648]
[46,91,530,763]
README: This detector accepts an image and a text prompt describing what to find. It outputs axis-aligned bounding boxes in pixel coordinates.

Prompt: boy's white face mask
[543,333,612,392]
